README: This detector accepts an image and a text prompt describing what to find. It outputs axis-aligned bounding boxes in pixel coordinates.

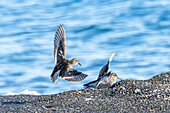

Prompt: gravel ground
[0,72,169,113]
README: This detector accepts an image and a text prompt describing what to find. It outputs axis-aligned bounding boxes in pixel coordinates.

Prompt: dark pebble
[0,72,169,112]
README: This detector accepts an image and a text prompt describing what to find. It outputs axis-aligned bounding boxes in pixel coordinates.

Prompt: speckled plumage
[51,24,88,84]
[84,52,121,88]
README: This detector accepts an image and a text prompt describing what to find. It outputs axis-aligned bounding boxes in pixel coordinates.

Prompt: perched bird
[83,52,121,88]
[51,24,88,84]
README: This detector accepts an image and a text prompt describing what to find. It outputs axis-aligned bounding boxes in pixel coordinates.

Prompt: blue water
[0,0,170,95]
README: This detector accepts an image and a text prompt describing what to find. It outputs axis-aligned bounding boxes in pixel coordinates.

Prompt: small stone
[132,107,136,109]
[135,89,141,94]
[119,86,125,90]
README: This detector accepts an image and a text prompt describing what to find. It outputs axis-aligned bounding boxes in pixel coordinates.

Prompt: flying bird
[83,52,121,88]
[51,24,88,84]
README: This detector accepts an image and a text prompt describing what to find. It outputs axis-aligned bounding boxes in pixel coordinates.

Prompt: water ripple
[0,0,169,95]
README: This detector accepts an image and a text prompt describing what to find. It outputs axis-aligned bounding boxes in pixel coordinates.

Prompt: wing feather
[97,52,116,79]
[83,80,98,88]
[62,69,88,81]
[54,24,66,64]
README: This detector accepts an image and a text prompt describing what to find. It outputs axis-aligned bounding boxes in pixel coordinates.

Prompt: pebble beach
[0,72,169,112]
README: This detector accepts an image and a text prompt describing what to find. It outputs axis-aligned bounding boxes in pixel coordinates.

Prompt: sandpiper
[51,24,88,84]
[83,52,121,88]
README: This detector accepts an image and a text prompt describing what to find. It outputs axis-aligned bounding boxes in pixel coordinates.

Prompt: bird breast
[109,77,116,85]
[68,61,76,68]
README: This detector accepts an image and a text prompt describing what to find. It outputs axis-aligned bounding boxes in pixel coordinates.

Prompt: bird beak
[78,62,82,66]
[117,76,121,80]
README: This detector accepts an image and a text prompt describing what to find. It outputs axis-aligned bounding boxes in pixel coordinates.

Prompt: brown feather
[54,25,66,64]
[62,69,88,82]
[51,24,88,84]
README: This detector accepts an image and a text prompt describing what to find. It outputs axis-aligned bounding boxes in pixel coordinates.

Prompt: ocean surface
[0,0,169,95]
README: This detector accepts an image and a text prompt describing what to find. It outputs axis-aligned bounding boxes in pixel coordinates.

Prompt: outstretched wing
[54,24,66,64]
[62,69,88,82]
[97,52,115,80]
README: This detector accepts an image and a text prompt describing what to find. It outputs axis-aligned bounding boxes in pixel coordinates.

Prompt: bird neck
[109,77,117,85]
[68,60,76,68]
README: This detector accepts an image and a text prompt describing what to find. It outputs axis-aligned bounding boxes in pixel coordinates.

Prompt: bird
[83,52,121,88]
[51,24,88,84]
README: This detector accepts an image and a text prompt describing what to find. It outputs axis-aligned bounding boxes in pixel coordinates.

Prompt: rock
[0,72,169,112]
[135,89,141,94]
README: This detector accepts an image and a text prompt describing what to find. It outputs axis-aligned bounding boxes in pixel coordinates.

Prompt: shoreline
[0,72,169,112]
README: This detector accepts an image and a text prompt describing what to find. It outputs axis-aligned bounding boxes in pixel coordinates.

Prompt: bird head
[71,58,82,66]
[111,73,121,79]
